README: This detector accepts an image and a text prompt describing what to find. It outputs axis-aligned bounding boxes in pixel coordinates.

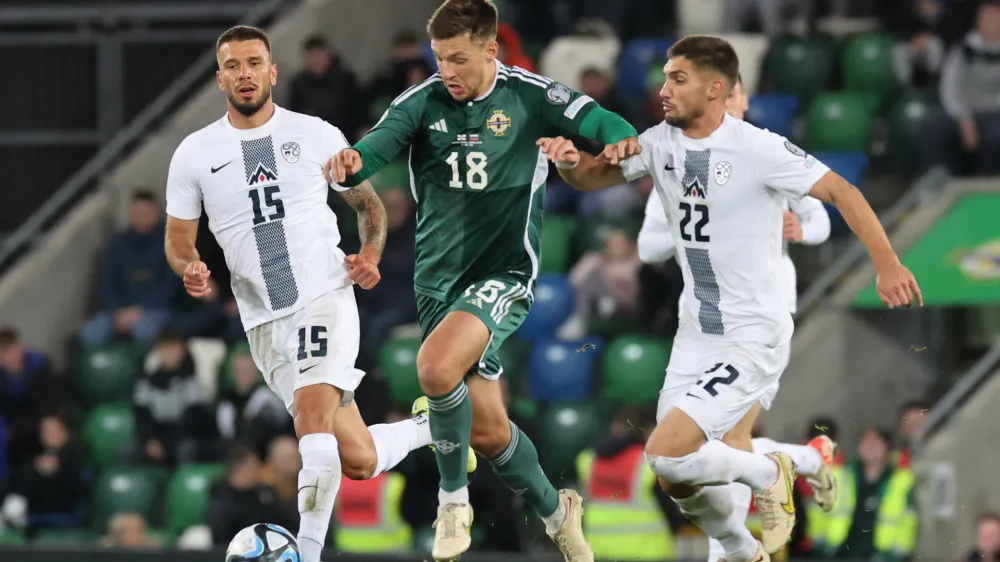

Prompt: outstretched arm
[537,136,630,192]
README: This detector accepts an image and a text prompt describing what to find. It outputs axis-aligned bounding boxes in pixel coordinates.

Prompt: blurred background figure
[101,512,160,548]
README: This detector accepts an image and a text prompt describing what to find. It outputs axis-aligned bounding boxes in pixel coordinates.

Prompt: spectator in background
[923,0,1000,176]
[7,415,86,537]
[496,22,535,71]
[895,400,928,469]
[967,513,1000,562]
[882,0,946,87]
[366,31,432,108]
[562,228,642,339]
[0,327,62,470]
[134,331,213,467]
[80,191,177,346]
[356,188,416,364]
[812,427,918,560]
[289,35,362,143]
[101,512,160,548]
[216,346,288,459]
[260,436,300,536]
[208,444,295,546]
[576,405,677,561]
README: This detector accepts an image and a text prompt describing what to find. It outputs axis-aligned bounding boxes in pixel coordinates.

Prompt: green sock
[489,420,560,518]
[427,382,473,493]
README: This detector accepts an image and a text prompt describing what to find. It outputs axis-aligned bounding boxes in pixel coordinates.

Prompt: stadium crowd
[2,0,1000,558]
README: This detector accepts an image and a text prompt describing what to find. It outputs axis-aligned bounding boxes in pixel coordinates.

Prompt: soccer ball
[226,524,300,562]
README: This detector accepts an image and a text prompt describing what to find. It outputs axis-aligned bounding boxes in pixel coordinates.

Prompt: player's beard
[227,83,271,117]
[664,103,705,130]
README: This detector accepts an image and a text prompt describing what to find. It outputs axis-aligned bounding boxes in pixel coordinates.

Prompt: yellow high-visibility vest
[810,464,917,556]
[577,446,674,560]
[335,472,411,553]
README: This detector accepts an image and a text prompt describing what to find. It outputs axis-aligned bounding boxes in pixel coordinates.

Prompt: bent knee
[416,349,467,395]
[340,450,377,480]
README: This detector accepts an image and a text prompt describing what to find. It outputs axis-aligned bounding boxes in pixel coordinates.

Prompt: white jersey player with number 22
[537,35,922,562]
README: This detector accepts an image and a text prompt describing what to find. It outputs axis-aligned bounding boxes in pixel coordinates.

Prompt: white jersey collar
[224,103,283,139]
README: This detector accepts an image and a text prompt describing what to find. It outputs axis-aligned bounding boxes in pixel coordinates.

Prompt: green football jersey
[357,62,601,301]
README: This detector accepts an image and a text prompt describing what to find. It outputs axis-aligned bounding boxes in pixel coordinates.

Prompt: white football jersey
[166,105,353,331]
[621,114,831,345]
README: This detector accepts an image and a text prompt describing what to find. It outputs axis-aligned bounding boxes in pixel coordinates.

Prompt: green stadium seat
[83,403,136,469]
[888,91,936,172]
[805,92,874,152]
[147,528,174,547]
[0,529,24,545]
[165,463,225,534]
[378,338,423,406]
[219,341,252,392]
[540,215,577,274]
[77,343,143,406]
[765,35,836,101]
[92,466,165,531]
[602,335,672,404]
[33,529,100,546]
[843,33,897,107]
[539,402,603,484]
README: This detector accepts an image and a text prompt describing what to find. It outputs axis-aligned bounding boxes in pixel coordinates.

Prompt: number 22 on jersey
[446,151,489,190]
[679,201,710,242]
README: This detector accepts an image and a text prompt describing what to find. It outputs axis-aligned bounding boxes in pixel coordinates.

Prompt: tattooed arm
[337,180,386,289]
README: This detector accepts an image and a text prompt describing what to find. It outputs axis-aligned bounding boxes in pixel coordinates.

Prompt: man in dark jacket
[79,190,178,346]
[208,443,297,545]
[0,327,62,469]
[289,35,362,142]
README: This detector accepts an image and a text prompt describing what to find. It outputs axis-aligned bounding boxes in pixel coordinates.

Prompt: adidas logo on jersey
[429,119,448,133]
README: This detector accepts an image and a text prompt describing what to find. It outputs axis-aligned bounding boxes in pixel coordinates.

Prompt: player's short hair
[667,35,740,88]
[427,0,498,42]
[216,25,271,55]
[736,73,743,87]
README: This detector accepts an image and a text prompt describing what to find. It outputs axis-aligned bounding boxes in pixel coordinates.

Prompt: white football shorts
[656,334,789,440]
[248,286,365,413]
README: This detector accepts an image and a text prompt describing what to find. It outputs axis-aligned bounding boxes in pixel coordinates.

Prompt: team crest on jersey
[249,162,278,185]
[280,142,300,164]
[714,161,732,186]
[487,110,511,136]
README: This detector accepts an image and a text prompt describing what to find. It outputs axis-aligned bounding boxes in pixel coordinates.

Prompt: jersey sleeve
[620,127,657,182]
[637,189,676,263]
[533,79,598,135]
[358,91,422,162]
[318,120,352,192]
[165,140,202,220]
[752,129,831,201]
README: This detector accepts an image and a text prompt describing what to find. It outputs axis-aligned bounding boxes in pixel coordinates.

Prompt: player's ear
[706,77,724,101]
[484,39,499,62]
[216,70,223,91]
[269,62,278,86]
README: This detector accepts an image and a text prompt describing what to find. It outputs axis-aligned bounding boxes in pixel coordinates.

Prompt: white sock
[541,497,567,534]
[675,486,759,562]
[752,437,823,478]
[439,486,469,505]
[706,483,753,562]
[296,433,341,562]
[646,440,779,491]
[368,417,432,477]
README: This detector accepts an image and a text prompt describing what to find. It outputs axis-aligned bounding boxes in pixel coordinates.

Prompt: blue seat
[528,338,600,402]
[422,43,437,72]
[746,94,800,138]
[618,37,675,100]
[518,275,573,341]
[811,151,869,236]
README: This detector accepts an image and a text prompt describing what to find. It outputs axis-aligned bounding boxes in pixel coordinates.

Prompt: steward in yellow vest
[809,428,917,561]
[334,472,412,553]
[576,444,674,560]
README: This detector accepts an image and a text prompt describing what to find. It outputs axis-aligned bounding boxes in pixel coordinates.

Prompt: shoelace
[437,506,463,539]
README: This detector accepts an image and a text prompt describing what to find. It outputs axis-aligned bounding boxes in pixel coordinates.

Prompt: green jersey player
[328,1,637,560]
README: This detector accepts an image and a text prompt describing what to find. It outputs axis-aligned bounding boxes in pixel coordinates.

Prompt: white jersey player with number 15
[537,35,921,562]
[164,25,449,562]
